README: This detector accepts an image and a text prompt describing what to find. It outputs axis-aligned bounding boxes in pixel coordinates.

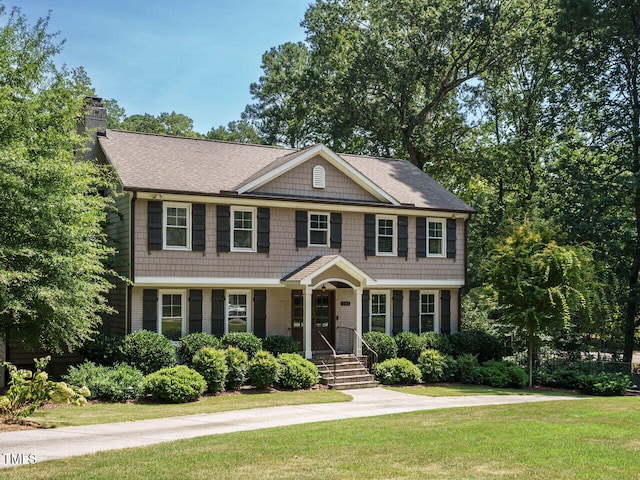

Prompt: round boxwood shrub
[420,332,452,355]
[248,350,279,388]
[277,353,319,389]
[225,346,249,390]
[394,332,425,363]
[192,347,228,394]
[373,358,421,385]
[121,330,177,375]
[64,361,144,402]
[178,333,222,365]
[417,349,447,383]
[262,335,300,356]
[477,360,527,388]
[82,332,123,366]
[449,329,502,362]
[143,366,206,403]
[221,332,262,359]
[362,331,398,362]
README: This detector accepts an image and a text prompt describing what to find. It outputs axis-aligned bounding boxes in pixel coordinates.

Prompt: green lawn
[387,384,585,397]
[28,389,350,427]
[6,397,639,479]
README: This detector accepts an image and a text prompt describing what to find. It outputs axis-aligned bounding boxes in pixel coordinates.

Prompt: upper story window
[312,165,325,189]
[164,202,191,250]
[427,218,445,257]
[420,291,438,333]
[309,212,329,246]
[376,215,396,256]
[231,206,256,252]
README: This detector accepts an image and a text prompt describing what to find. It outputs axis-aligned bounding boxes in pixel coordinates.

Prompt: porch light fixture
[321,284,326,292]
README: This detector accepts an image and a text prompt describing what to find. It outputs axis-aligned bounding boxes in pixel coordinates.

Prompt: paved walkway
[0,387,582,468]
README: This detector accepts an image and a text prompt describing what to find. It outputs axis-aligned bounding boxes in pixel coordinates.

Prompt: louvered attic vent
[312,165,325,189]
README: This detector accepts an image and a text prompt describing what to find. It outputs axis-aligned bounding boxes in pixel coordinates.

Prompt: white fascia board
[368,279,465,288]
[298,255,375,286]
[134,277,284,288]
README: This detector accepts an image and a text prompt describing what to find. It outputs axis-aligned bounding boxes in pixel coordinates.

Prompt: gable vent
[312,165,325,189]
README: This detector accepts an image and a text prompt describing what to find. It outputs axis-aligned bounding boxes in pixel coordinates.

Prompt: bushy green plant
[582,372,631,396]
[394,332,425,363]
[442,355,458,380]
[142,366,206,403]
[192,348,228,394]
[225,347,249,390]
[420,332,452,355]
[277,353,319,389]
[449,329,502,362]
[417,349,447,383]
[221,332,262,359]
[64,362,144,402]
[121,330,177,375]
[262,335,300,356]
[457,353,480,384]
[248,350,279,388]
[362,331,398,362]
[373,358,421,385]
[82,332,123,366]
[477,360,527,388]
[177,332,222,365]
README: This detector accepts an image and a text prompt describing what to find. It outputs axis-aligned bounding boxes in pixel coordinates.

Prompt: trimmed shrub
[420,332,452,355]
[221,332,262,359]
[225,347,249,390]
[82,332,123,366]
[262,335,300,356]
[121,330,177,375]
[248,350,279,388]
[457,353,480,384]
[477,360,527,388]
[362,331,398,362]
[394,332,425,363]
[143,366,206,403]
[64,362,144,402]
[449,329,502,362]
[441,355,458,380]
[178,333,222,365]
[373,358,421,385]
[417,349,447,383]
[192,348,228,394]
[277,353,319,389]
[582,372,631,396]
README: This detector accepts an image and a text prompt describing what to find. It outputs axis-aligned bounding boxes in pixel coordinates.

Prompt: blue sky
[7,1,310,133]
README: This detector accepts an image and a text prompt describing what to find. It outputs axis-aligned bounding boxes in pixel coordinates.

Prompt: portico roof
[282,255,375,287]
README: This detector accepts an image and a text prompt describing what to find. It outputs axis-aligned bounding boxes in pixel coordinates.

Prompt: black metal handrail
[317,332,337,382]
[337,326,379,370]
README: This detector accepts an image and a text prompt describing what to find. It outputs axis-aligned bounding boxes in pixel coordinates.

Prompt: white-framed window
[370,291,390,335]
[227,290,251,333]
[427,218,445,257]
[231,206,256,252]
[312,165,325,189]
[163,202,191,250]
[419,291,438,333]
[159,290,186,341]
[376,215,396,256]
[309,212,329,246]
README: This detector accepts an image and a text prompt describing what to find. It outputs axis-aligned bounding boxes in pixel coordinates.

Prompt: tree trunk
[528,329,534,388]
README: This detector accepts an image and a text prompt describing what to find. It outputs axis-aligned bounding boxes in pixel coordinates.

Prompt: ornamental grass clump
[142,366,206,403]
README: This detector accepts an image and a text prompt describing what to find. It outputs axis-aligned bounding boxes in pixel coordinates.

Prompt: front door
[312,290,335,350]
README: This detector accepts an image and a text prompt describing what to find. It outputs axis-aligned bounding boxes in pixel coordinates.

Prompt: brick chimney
[78,96,107,161]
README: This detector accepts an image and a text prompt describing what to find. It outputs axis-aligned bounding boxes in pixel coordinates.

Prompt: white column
[355,288,363,356]
[304,287,313,359]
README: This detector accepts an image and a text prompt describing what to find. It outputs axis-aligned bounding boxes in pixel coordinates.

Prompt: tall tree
[0,5,115,352]
[119,111,201,137]
[206,120,265,144]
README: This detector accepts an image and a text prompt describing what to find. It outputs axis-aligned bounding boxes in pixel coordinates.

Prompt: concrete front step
[330,381,379,390]
[313,354,378,389]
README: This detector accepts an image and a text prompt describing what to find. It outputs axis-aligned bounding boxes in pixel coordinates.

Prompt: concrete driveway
[0,387,583,468]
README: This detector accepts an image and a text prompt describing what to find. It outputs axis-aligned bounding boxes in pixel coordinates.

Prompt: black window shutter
[253,290,267,338]
[257,208,270,253]
[192,204,206,252]
[142,289,158,331]
[217,205,230,253]
[147,201,163,251]
[398,216,408,258]
[392,290,403,335]
[364,214,376,257]
[211,289,225,336]
[440,290,451,334]
[188,289,203,333]
[361,290,370,333]
[330,212,342,249]
[447,218,457,259]
[416,217,427,258]
[409,290,419,334]
[296,210,308,248]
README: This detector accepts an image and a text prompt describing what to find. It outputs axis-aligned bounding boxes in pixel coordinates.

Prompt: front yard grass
[387,384,586,397]
[4,397,639,479]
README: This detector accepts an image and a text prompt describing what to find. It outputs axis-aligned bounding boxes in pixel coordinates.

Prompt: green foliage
[1,357,89,423]
[248,350,279,388]
[277,353,319,390]
[362,331,398,362]
[582,373,631,396]
[221,332,262,359]
[82,333,124,366]
[449,330,503,363]
[536,359,632,395]
[420,332,452,355]
[0,6,116,353]
[177,333,222,366]
[457,353,480,384]
[477,361,528,388]
[64,362,144,402]
[225,347,249,390]
[121,330,177,375]
[262,335,300,356]
[119,111,200,137]
[206,120,265,144]
[394,332,425,363]
[417,349,447,383]
[373,358,421,385]
[142,366,206,403]
[192,348,228,394]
